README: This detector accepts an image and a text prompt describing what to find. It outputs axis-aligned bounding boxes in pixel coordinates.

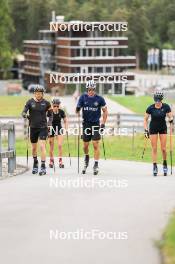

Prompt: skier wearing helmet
[144,89,173,176]
[22,84,53,176]
[76,80,108,175]
[48,97,68,169]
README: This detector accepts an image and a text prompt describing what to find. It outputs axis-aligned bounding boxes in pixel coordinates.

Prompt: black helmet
[33,84,45,93]
[51,97,61,105]
[154,90,164,102]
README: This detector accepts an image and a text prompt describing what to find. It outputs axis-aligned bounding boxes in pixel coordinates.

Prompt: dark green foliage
[3,0,175,69]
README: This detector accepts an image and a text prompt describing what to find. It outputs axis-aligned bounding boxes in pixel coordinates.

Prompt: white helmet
[86,80,96,90]
[51,97,61,105]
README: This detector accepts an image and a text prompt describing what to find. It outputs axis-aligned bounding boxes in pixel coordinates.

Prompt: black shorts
[30,127,48,143]
[48,126,63,137]
[82,122,101,142]
[149,127,167,135]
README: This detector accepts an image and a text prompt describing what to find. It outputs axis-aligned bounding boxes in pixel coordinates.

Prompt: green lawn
[108,95,173,114]
[160,213,175,264]
[0,95,51,116]
[7,134,173,165]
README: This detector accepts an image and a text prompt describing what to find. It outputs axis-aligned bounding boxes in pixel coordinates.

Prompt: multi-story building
[23,15,136,95]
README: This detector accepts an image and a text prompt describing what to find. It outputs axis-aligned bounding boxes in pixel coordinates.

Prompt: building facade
[23,16,136,95]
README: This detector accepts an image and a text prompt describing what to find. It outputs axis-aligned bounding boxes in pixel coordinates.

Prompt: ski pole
[141,137,148,160]
[53,160,56,173]
[101,135,106,160]
[26,120,29,167]
[66,131,71,166]
[77,114,80,174]
[170,122,173,175]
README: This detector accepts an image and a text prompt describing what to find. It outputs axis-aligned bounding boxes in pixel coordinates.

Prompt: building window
[94,49,100,56]
[108,48,112,56]
[83,49,86,57]
[114,49,119,57]
[88,67,92,73]
[88,49,92,57]
[76,49,80,57]
[97,67,103,73]
[106,67,111,73]
[102,48,106,56]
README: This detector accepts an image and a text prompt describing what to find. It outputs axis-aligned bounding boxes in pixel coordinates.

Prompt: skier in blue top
[76,80,108,175]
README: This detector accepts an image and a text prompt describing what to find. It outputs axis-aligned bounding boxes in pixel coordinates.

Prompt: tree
[127,0,149,68]
[10,0,29,51]
[0,0,13,78]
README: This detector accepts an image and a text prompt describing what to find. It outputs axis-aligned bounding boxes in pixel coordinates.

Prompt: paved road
[1,157,175,264]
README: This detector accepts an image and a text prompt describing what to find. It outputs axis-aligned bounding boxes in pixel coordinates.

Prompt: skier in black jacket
[22,85,53,175]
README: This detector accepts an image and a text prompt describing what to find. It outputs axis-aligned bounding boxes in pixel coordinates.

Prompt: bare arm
[101,106,108,125]
[167,111,173,122]
[63,117,68,130]
[47,107,53,126]
[144,113,149,130]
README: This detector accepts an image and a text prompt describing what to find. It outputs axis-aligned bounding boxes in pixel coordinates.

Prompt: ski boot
[82,155,89,174]
[93,162,99,176]
[163,161,168,176]
[39,164,46,176]
[49,158,54,169]
[59,158,64,168]
[32,160,38,174]
[153,163,158,177]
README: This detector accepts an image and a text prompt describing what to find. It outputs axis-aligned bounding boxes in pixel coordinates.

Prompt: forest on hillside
[1,0,175,72]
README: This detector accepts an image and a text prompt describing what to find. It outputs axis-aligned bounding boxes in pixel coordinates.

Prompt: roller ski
[93,162,99,176]
[49,158,54,168]
[32,160,38,174]
[163,161,168,176]
[153,163,158,177]
[39,164,46,176]
[59,158,64,168]
[82,155,89,174]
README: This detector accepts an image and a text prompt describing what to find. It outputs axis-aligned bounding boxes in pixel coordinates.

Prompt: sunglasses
[88,88,95,92]
[53,105,59,108]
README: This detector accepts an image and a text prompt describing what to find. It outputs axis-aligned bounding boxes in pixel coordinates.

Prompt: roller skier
[22,85,53,176]
[144,90,173,176]
[76,80,108,175]
[48,97,68,169]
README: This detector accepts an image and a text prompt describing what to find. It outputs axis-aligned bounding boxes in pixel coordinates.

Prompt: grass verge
[3,134,172,165]
[159,213,175,264]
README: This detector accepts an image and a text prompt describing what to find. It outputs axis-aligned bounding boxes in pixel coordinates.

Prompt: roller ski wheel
[32,161,38,174]
[163,165,168,176]
[59,162,64,168]
[49,159,54,169]
[153,163,158,177]
[93,163,99,176]
[82,156,89,174]
[82,166,87,174]
[39,167,46,176]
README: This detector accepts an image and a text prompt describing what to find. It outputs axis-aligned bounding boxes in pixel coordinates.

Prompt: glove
[100,123,105,133]
[76,107,81,113]
[144,129,149,139]
[22,112,29,119]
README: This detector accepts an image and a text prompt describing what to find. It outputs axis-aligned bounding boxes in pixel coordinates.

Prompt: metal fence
[0,114,174,138]
[0,122,16,176]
